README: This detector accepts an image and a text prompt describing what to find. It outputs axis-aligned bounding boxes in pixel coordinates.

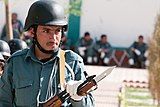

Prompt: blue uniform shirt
[0,46,94,107]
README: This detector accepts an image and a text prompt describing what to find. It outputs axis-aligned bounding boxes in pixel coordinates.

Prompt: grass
[126,94,152,100]
[120,87,157,107]
[126,87,149,93]
[127,101,157,107]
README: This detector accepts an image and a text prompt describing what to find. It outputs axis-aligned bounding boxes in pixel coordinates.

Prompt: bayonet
[94,66,115,83]
[77,66,115,95]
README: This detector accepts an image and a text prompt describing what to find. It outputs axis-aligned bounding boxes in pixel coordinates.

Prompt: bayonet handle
[77,79,97,96]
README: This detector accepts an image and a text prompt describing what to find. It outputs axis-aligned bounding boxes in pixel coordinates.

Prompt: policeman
[0,40,11,60]
[0,40,10,76]
[0,53,5,76]
[128,35,148,68]
[93,34,112,65]
[78,32,94,65]
[8,39,28,54]
[0,1,94,107]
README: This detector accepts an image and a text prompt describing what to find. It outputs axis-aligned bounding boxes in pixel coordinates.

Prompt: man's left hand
[66,80,83,101]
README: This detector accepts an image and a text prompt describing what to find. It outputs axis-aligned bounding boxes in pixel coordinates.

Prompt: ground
[85,65,148,107]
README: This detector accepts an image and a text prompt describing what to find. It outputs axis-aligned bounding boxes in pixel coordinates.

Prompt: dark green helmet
[24,0,67,31]
[0,40,10,57]
[8,39,28,54]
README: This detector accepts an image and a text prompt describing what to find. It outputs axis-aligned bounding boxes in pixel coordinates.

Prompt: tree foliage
[148,14,160,105]
[67,0,82,16]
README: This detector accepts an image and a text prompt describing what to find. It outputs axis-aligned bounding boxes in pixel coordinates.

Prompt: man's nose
[49,33,56,39]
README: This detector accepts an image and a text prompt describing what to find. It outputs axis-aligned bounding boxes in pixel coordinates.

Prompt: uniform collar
[25,45,61,62]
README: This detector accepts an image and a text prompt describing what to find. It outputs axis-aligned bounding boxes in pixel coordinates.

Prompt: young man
[93,34,112,65]
[128,35,148,68]
[0,0,94,107]
[8,39,28,55]
[78,32,94,64]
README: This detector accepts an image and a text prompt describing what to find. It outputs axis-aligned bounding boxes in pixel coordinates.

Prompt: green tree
[68,0,81,16]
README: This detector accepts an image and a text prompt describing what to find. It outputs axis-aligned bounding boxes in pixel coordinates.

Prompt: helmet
[0,40,11,57]
[0,53,5,75]
[8,39,28,54]
[24,0,67,31]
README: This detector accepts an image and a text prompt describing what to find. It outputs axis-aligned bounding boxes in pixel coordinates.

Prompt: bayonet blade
[94,66,115,83]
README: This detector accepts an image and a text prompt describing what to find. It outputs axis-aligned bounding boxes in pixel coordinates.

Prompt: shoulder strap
[59,49,66,88]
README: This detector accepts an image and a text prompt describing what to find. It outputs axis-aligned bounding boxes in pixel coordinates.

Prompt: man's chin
[47,47,59,51]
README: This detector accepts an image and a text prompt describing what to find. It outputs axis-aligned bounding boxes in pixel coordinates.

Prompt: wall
[80,0,160,47]
[0,0,68,37]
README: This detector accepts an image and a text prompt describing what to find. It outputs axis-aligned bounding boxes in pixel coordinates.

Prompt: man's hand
[144,51,148,57]
[134,49,141,55]
[78,47,86,56]
[100,52,105,58]
[66,80,83,101]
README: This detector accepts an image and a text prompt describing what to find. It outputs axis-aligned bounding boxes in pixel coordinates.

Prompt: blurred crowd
[0,12,149,76]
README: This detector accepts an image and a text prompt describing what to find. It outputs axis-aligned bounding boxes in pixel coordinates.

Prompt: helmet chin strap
[32,26,64,54]
[33,37,56,54]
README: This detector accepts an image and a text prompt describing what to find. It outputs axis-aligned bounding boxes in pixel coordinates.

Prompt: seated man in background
[128,35,148,68]
[78,32,94,64]
[0,53,5,76]
[93,34,112,65]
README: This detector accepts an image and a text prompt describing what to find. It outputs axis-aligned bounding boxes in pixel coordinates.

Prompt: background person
[0,40,11,60]
[8,39,28,55]
[128,35,148,68]
[0,40,10,76]
[78,32,94,65]
[1,13,23,41]
[93,34,113,65]
[0,53,5,76]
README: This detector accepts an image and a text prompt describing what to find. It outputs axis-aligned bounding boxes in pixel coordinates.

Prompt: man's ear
[27,28,35,37]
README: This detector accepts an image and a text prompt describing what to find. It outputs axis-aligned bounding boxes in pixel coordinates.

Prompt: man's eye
[43,30,50,33]
[56,28,61,32]
[42,30,47,33]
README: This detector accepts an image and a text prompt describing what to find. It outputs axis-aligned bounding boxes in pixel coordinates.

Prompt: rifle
[42,90,70,107]
[41,66,115,107]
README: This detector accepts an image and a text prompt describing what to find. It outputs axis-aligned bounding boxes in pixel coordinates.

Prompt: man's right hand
[66,80,83,101]
[78,47,86,56]
[134,49,141,55]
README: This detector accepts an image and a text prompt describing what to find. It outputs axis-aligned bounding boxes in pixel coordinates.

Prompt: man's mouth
[47,42,58,47]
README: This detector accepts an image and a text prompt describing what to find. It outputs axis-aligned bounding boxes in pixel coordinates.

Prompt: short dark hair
[101,34,107,38]
[84,32,90,36]
[138,35,143,39]
[12,12,18,16]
